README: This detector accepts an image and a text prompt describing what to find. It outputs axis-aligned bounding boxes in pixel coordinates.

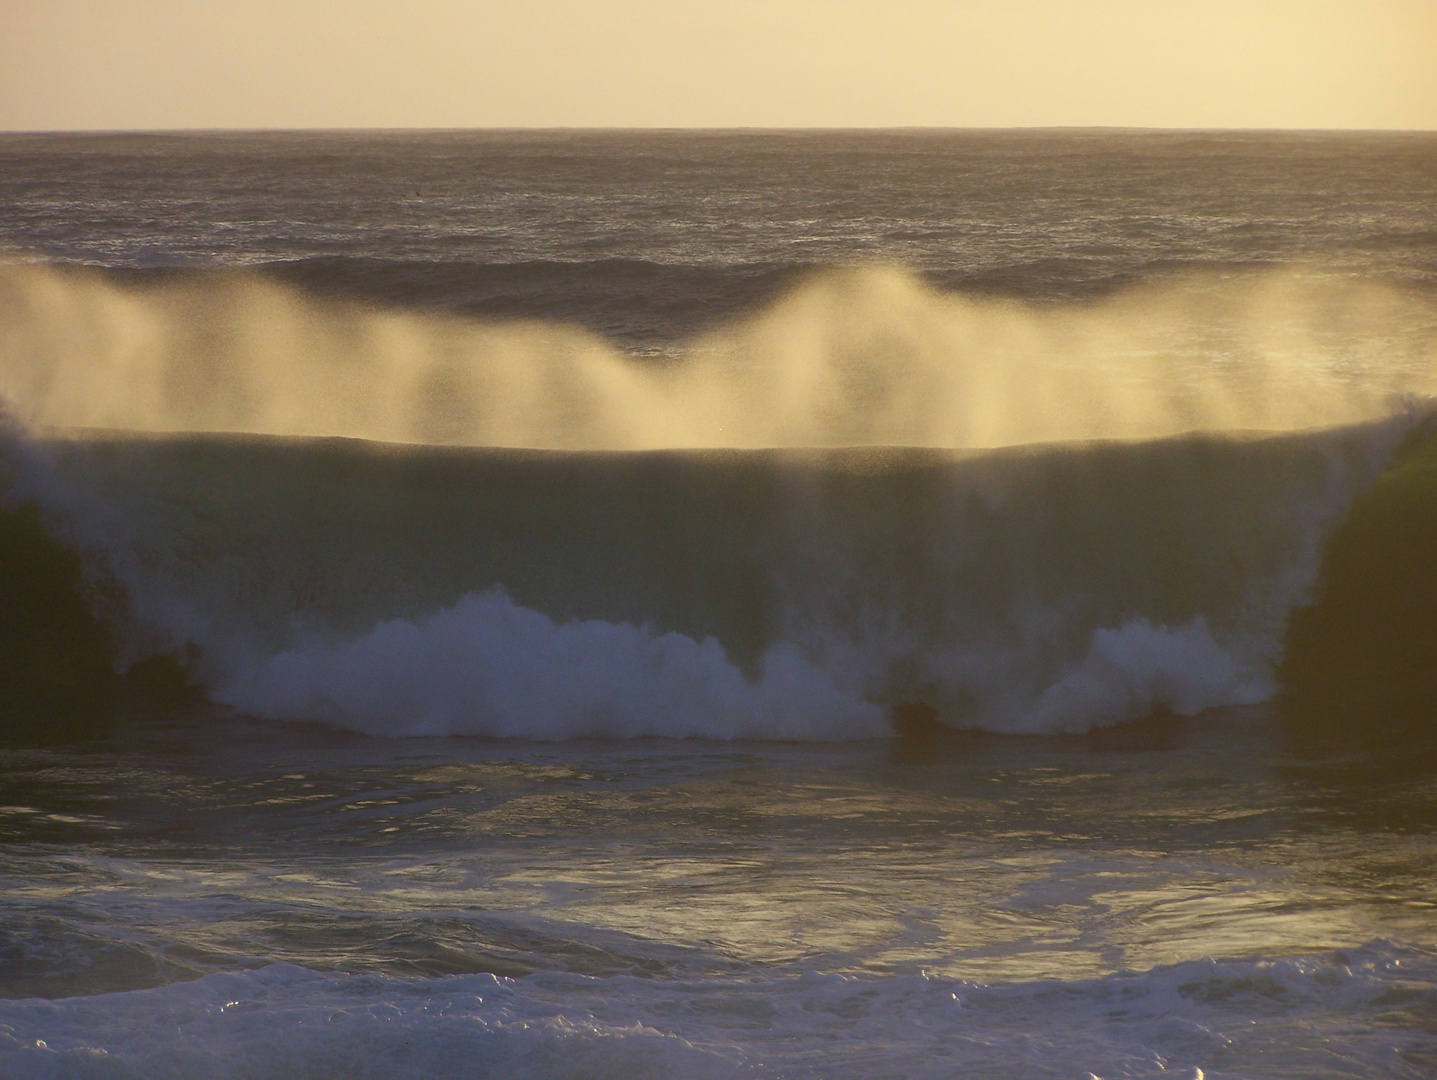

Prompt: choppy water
[1,130,1435,1077]
[2,710,1436,1079]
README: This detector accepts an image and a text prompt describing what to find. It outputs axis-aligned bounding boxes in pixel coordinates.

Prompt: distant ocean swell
[2,261,1435,739]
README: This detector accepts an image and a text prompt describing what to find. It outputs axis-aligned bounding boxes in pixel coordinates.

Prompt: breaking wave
[2,261,1435,738]
[4,418,1426,738]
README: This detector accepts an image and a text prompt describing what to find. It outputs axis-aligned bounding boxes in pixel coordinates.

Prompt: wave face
[1280,426,1437,736]
[5,410,1415,738]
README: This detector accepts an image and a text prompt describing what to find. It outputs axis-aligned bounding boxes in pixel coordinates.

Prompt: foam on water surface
[2,946,1433,1080]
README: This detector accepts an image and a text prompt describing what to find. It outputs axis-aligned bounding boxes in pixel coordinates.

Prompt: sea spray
[2,262,1434,450]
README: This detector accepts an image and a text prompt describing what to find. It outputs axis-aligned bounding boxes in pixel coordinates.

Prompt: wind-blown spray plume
[2,262,1433,448]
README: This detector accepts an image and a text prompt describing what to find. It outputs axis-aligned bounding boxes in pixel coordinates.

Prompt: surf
[3,260,1435,739]
[3,418,1428,739]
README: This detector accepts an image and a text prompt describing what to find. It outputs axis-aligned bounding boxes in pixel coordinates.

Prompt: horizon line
[4,124,1437,138]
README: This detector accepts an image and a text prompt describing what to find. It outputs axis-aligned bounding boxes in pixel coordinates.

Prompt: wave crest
[2,261,1433,449]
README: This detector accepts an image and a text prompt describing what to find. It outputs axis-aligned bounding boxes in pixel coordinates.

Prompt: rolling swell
[2,418,1416,738]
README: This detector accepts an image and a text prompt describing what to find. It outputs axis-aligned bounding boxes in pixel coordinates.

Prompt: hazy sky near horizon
[3,0,1435,131]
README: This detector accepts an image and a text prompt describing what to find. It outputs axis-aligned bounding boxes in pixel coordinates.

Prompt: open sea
[1,129,1436,1078]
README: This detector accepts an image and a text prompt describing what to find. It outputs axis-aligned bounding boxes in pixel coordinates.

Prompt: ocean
[0,129,1435,1078]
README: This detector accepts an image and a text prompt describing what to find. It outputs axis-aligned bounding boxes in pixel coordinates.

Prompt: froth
[217,590,886,740]
[1024,619,1270,733]
[214,591,1266,740]
[0,945,1426,1080]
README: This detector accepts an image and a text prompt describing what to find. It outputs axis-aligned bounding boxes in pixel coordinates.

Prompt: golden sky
[3,0,1435,130]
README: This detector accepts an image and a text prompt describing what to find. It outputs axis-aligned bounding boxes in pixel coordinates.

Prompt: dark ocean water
[1,131,1435,1078]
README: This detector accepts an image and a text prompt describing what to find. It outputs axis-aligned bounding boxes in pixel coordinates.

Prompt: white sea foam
[1024,619,1271,734]
[213,591,1271,739]
[217,590,887,740]
[0,945,1429,1080]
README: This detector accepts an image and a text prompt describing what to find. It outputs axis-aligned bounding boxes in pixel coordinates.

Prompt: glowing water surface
[3,706,1432,989]
[2,708,1435,1078]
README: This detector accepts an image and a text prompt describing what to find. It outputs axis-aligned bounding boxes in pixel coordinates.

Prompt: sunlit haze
[3,0,1435,130]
